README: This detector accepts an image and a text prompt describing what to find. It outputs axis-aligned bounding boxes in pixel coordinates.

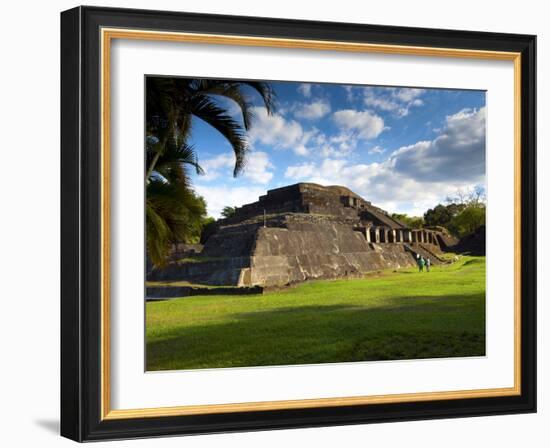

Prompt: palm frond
[237,81,277,117]
[189,94,249,176]
[192,79,277,128]
[145,200,171,267]
[147,138,203,185]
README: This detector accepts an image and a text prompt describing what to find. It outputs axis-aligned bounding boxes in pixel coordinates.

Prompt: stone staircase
[404,243,447,265]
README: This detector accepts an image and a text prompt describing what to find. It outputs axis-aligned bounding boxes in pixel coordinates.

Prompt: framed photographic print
[60,6,536,442]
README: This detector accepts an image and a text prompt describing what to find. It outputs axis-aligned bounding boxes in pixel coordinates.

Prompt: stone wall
[243,223,416,286]
[248,246,416,287]
[147,256,251,285]
[169,243,203,259]
[150,216,418,287]
[201,223,258,257]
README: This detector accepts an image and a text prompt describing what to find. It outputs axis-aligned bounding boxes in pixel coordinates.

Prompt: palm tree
[146,135,207,266]
[146,77,276,179]
[146,77,276,267]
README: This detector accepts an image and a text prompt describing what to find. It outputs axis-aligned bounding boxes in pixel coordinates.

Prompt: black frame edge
[60,6,83,442]
[519,35,537,414]
[60,5,537,442]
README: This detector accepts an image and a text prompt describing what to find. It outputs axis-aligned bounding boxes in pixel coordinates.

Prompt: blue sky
[186,80,486,218]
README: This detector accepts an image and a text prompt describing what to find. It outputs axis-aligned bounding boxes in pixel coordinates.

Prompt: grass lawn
[146,256,486,371]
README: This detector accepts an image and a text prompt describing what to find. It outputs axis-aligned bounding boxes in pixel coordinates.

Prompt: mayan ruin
[148,183,460,289]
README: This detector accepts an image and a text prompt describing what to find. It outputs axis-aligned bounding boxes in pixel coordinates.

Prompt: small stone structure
[148,183,457,287]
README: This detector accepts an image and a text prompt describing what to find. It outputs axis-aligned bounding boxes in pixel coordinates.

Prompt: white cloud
[363,91,401,112]
[201,153,234,171]
[248,107,303,147]
[342,85,356,102]
[363,87,426,117]
[285,163,317,179]
[284,157,482,216]
[249,105,380,159]
[293,100,331,120]
[332,109,386,140]
[242,151,274,184]
[328,132,357,154]
[297,83,312,97]
[282,107,486,215]
[199,153,235,181]
[285,158,351,182]
[199,150,274,184]
[293,145,310,156]
[391,107,486,182]
[196,99,485,217]
[368,145,385,155]
[194,185,267,219]
[248,106,311,156]
[291,128,356,158]
[392,87,425,102]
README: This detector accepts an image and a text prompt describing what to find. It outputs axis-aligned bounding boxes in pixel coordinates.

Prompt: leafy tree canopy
[448,206,486,238]
[391,213,424,229]
[423,187,486,238]
[221,206,237,219]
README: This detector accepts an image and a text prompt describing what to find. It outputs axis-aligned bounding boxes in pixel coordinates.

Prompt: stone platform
[148,183,454,287]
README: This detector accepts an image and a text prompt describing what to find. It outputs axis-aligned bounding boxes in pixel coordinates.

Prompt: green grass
[146,256,486,371]
[438,252,460,262]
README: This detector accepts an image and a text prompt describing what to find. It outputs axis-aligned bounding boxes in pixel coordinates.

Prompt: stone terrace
[148,183,458,288]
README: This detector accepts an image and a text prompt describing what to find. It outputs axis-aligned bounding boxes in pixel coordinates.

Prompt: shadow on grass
[462,258,484,267]
[234,293,482,318]
[146,293,485,371]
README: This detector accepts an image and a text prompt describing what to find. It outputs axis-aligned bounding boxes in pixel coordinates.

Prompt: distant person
[417,255,425,272]
[426,258,431,272]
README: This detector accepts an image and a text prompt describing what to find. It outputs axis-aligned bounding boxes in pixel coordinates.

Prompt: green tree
[221,206,237,219]
[145,128,208,264]
[391,213,424,229]
[445,187,486,237]
[449,206,486,237]
[146,181,207,264]
[423,186,486,238]
[423,204,465,227]
[146,77,276,267]
[199,217,218,245]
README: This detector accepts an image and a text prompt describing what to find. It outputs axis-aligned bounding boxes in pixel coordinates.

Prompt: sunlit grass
[146,256,486,371]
